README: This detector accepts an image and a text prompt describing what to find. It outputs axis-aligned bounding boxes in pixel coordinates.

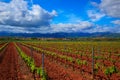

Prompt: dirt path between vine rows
[0,42,34,80]
[17,43,84,80]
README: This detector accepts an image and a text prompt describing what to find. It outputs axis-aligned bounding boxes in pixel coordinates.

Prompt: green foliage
[76,59,87,65]
[76,59,82,65]
[37,67,42,76]
[82,60,87,65]
[75,51,79,54]
[0,43,8,51]
[31,64,35,72]
[37,67,47,80]
[94,63,100,73]
[116,54,120,57]
[94,56,104,60]
[95,63,99,69]
[15,43,47,80]
[41,70,47,80]
[104,66,118,75]
[19,41,120,80]
[67,57,73,62]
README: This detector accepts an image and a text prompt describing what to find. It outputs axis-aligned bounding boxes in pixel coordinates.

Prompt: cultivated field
[0,41,120,80]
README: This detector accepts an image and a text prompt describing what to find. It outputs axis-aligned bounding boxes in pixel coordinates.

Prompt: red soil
[0,43,5,47]
[0,43,34,80]
[17,43,84,80]
[0,43,18,80]
[22,43,120,80]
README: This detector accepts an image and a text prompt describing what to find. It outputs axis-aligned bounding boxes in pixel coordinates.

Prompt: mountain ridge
[0,32,120,38]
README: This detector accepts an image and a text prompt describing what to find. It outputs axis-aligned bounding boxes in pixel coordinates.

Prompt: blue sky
[0,0,120,33]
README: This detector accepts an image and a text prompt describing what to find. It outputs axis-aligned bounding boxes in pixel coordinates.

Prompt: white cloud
[0,21,93,33]
[0,25,27,33]
[50,21,93,33]
[50,22,120,33]
[0,0,57,27]
[82,25,120,33]
[0,0,119,34]
[0,21,120,33]
[100,0,120,18]
[111,20,120,25]
[87,10,105,21]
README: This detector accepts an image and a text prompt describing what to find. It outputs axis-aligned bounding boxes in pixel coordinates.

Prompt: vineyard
[0,41,120,80]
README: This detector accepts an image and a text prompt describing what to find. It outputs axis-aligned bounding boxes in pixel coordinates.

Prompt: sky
[0,0,120,33]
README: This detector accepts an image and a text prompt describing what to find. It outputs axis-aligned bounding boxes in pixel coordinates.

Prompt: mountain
[0,32,120,38]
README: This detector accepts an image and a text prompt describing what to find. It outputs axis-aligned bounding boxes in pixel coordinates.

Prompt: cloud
[50,22,120,33]
[0,0,119,34]
[87,10,105,21]
[0,21,93,33]
[111,20,120,25]
[99,0,120,18]
[0,0,57,27]
[50,21,94,33]
[0,25,27,33]
[0,21,119,33]
[82,25,120,33]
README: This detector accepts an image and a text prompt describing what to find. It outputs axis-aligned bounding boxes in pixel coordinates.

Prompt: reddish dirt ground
[0,43,18,80]
[0,42,119,80]
[22,43,120,80]
[0,43,34,80]
[0,43,5,48]
[17,43,84,80]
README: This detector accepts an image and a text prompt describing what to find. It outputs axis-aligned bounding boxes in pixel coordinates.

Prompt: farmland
[0,40,120,80]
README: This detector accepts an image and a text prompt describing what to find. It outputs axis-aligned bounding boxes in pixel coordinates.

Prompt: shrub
[104,66,118,75]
